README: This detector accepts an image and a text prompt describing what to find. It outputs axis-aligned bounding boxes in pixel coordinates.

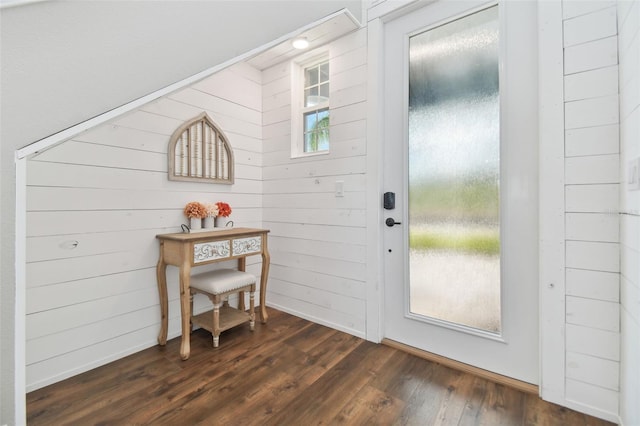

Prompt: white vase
[215,216,231,228]
[203,216,214,229]
[190,217,202,230]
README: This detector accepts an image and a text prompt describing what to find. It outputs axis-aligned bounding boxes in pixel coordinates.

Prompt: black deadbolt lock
[383,192,395,210]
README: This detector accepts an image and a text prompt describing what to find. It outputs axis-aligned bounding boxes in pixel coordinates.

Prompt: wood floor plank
[473,381,527,426]
[430,367,478,426]
[333,384,406,425]
[27,354,181,425]
[369,350,436,406]
[264,341,396,425]
[457,376,491,425]
[26,308,616,426]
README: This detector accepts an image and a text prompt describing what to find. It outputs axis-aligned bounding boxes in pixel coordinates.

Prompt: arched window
[168,112,234,184]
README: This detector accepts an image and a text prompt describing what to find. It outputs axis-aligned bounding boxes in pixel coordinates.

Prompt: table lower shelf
[191,305,251,333]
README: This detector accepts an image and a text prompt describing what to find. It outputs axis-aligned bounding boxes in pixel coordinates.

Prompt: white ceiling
[246,9,361,70]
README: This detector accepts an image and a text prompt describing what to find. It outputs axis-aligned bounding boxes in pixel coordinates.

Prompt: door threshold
[382,338,538,395]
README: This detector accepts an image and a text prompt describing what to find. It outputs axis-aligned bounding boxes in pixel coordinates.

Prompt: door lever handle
[385,218,402,227]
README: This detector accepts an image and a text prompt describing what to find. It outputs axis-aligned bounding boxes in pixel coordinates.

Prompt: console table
[155,227,270,360]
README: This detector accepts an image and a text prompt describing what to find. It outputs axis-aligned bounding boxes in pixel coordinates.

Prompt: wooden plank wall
[261,29,368,338]
[617,1,640,425]
[25,62,264,391]
[561,1,621,418]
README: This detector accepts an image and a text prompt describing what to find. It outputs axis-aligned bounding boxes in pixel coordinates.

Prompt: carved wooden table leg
[156,243,168,346]
[237,257,246,312]
[179,258,192,360]
[260,241,271,323]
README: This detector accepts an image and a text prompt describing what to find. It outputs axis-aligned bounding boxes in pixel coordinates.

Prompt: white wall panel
[27,187,261,211]
[566,351,620,390]
[262,191,366,210]
[620,309,640,426]
[264,222,366,244]
[263,105,291,126]
[565,154,620,184]
[563,1,616,20]
[566,323,620,361]
[262,173,365,194]
[168,88,262,128]
[331,82,367,108]
[331,101,367,125]
[264,208,366,228]
[26,318,182,392]
[564,95,619,129]
[112,110,183,136]
[564,66,619,101]
[619,30,638,88]
[73,125,168,153]
[270,251,365,281]
[560,3,622,418]
[619,70,639,120]
[261,28,368,337]
[565,124,619,157]
[26,229,164,263]
[269,235,365,263]
[26,268,158,313]
[566,268,620,302]
[191,68,263,111]
[24,62,264,390]
[564,36,619,74]
[618,0,639,54]
[566,378,619,414]
[266,291,365,338]
[566,296,620,331]
[331,46,367,75]
[565,212,619,242]
[563,6,617,47]
[622,276,640,323]
[27,250,157,289]
[618,1,640,423]
[263,156,366,180]
[32,141,167,172]
[565,184,619,212]
[268,264,364,299]
[566,241,620,272]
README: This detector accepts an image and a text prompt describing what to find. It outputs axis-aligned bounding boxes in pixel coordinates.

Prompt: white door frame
[365,0,567,403]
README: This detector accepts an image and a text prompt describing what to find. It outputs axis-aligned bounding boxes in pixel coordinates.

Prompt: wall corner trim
[537,0,566,407]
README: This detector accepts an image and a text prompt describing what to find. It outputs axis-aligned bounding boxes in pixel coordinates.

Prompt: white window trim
[291,50,331,159]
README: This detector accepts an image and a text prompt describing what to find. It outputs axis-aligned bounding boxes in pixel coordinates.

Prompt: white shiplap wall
[562,1,621,419]
[25,62,263,391]
[618,1,640,425]
[261,28,368,337]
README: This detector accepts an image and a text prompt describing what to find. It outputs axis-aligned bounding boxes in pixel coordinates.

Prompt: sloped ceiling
[246,11,360,70]
[0,1,362,150]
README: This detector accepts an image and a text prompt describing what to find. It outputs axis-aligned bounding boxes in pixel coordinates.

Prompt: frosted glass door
[408,6,500,333]
[383,0,539,383]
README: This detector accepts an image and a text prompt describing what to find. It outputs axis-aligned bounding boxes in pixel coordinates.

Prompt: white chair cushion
[190,269,256,294]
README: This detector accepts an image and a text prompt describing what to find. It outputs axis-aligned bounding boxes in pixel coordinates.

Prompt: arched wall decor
[168,112,234,184]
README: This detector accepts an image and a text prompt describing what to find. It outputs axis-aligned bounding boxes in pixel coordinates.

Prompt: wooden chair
[189,269,256,348]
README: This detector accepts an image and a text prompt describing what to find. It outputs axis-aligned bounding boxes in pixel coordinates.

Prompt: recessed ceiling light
[292,37,309,50]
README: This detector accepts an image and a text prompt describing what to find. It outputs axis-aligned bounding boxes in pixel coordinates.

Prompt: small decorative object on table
[214,201,233,228]
[184,201,206,230]
[202,202,219,229]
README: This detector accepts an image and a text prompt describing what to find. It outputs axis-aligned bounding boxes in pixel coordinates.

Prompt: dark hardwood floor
[27,308,614,425]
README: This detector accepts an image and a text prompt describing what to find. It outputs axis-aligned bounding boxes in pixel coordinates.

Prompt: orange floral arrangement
[184,201,206,219]
[216,202,232,217]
